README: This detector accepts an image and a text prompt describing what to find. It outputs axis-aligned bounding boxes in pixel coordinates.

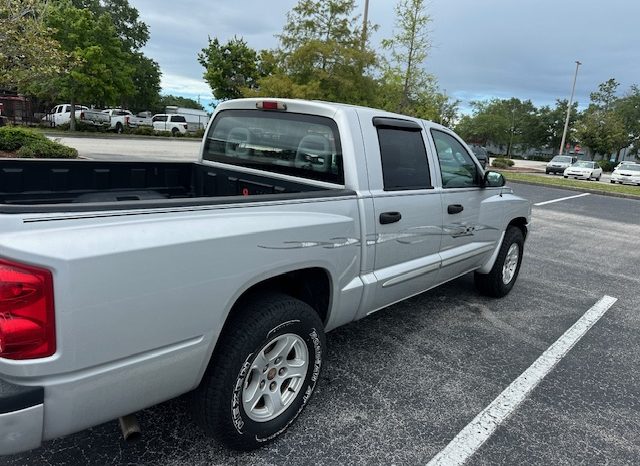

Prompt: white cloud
[160,73,213,99]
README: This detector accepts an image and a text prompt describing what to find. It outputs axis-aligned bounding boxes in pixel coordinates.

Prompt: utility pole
[559,60,581,155]
[362,0,370,48]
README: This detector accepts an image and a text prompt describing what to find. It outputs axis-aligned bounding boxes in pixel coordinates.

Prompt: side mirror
[483,170,505,188]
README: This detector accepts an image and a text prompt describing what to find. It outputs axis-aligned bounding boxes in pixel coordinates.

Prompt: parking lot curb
[508,179,640,201]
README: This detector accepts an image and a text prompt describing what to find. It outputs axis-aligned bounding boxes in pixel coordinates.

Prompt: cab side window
[375,119,431,191]
[431,130,480,188]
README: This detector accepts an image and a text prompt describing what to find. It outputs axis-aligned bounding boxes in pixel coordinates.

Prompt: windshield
[551,156,572,163]
[573,161,594,168]
[203,109,343,184]
[618,163,640,171]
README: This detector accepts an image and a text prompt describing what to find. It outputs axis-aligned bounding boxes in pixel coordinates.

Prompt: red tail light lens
[0,259,55,360]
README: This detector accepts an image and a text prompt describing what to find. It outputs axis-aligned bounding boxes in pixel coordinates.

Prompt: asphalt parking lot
[3,155,640,465]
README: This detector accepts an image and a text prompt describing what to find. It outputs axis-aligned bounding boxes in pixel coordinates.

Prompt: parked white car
[42,104,110,128]
[610,162,640,185]
[563,161,603,181]
[152,114,188,135]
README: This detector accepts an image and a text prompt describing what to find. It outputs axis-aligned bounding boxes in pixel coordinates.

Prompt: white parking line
[534,193,590,206]
[426,295,618,466]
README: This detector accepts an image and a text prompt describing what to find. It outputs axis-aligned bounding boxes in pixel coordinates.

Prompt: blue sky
[130,0,640,114]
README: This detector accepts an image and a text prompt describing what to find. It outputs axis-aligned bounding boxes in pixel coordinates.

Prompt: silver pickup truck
[0,98,530,454]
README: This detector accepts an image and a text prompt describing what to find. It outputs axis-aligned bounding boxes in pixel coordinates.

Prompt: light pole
[559,60,581,155]
[362,0,370,48]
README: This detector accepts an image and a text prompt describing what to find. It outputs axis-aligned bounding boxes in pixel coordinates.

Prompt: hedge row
[0,127,78,158]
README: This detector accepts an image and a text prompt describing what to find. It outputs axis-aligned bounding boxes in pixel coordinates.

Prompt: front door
[429,129,501,279]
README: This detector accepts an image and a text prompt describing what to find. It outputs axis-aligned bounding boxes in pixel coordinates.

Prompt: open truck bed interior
[0,160,349,214]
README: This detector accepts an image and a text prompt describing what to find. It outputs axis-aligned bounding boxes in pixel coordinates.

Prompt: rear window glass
[171,115,187,122]
[203,109,343,184]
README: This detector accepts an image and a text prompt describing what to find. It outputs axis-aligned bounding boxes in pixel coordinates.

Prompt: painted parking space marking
[534,193,590,206]
[426,295,618,466]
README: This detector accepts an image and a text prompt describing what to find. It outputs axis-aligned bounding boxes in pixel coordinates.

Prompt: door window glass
[377,127,431,190]
[431,130,480,188]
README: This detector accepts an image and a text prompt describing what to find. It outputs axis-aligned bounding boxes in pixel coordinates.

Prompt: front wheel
[191,293,325,451]
[475,226,524,298]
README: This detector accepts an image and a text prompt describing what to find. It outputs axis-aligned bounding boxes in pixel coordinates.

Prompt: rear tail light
[0,259,55,360]
[182,124,187,129]
[125,116,130,126]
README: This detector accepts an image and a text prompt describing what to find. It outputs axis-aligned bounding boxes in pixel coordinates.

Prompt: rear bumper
[0,380,44,455]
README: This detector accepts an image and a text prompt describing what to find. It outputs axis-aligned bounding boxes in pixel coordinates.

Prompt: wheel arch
[196,267,333,385]
[508,216,528,240]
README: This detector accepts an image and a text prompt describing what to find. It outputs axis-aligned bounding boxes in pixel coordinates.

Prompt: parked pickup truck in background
[101,108,153,133]
[41,104,110,128]
[0,98,530,455]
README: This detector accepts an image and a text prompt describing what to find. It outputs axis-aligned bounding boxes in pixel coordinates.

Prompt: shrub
[16,140,78,158]
[0,126,47,151]
[492,157,515,169]
[597,160,616,172]
[155,130,173,137]
[187,128,205,139]
[56,121,99,132]
[130,126,155,136]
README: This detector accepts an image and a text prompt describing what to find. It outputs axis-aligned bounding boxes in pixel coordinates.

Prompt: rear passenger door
[361,116,443,313]
[430,129,501,279]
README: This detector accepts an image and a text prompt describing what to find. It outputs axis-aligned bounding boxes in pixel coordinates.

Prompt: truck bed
[0,159,347,214]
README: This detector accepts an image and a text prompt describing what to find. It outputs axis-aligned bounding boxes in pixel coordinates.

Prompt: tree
[126,53,161,112]
[576,78,628,161]
[70,0,149,51]
[615,85,640,158]
[69,0,159,111]
[158,94,204,112]
[266,0,379,105]
[45,0,134,129]
[538,99,578,151]
[0,0,64,92]
[382,0,434,113]
[198,37,261,100]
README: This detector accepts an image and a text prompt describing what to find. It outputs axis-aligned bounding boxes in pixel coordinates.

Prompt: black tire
[610,180,615,184]
[171,127,179,136]
[563,175,568,178]
[474,226,524,298]
[191,292,326,451]
[115,122,123,134]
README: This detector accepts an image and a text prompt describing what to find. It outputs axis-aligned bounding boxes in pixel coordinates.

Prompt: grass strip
[499,171,640,198]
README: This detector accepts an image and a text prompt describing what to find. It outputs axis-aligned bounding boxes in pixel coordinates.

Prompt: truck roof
[215,98,448,131]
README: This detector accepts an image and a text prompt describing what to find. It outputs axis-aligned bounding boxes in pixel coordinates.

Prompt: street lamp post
[362,0,370,47]
[559,60,582,155]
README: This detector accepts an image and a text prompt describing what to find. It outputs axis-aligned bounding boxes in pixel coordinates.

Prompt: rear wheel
[171,127,179,136]
[191,293,325,451]
[475,226,524,298]
[115,122,123,134]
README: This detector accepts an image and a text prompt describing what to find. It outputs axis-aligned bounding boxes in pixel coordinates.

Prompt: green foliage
[381,0,434,114]
[70,0,149,52]
[129,126,154,136]
[455,98,543,153]
[597,160,616,172]
[0,126,47,150]
[265,0,379,105]
[199,37,261,100]
[16,140,78,158]
[538,99,578,151]
[56,121,101,132]
[0,0,65,92]
[158,95,204,111]
[126,53,161,112]
[0,127,77,158]
[491,157,514,169]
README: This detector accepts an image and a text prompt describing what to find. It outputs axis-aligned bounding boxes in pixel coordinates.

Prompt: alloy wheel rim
[242,333,309,423]
[502,243,520,284]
